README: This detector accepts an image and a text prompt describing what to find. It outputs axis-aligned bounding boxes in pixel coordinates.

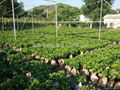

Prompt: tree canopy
[0,0,24,17]
[116,9,120,13]
[28,3,80,21]
[57,4,80,21]
[81,0,116,21]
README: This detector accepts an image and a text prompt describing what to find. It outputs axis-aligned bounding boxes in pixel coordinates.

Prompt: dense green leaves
[29,3,80,21]
[81,0,116,20]
[65,45,120,78]
[0,0,24,17]
[0,43,72,90]
[0,26,120,89]
[0,27,109,60]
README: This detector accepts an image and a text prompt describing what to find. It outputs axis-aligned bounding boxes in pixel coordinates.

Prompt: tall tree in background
[57,4,80,21]
[0,0,24,17]
[81,0,116,21]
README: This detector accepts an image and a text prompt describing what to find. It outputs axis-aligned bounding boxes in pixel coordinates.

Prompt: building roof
[103,14,120,19]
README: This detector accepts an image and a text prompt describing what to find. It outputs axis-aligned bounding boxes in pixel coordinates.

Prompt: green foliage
[0,26,120,89]
[0,75,29,90]
[82,84,101,90]
[81,0,116,21]
[75,75,87,82]
[57,4,80,21]
[0,0,24,17]
[28,3,80,21]
[116,8,120,13]
[65,45,120,78]
[0,50,7,60]
[1,27,109,60]
[28,71,71,90]
[0,43,72,90]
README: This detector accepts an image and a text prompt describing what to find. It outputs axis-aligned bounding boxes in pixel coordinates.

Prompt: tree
[57,3,80,21]
[29,3,80,21]
[0,0,24,17]
[116,9,120,13]
[81,0,116,21]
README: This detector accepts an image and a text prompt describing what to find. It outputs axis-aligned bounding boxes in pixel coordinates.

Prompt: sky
[18,0,120,10]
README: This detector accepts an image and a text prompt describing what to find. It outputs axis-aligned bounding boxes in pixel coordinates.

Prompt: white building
[79,15,91,22]
[103,14,120,28]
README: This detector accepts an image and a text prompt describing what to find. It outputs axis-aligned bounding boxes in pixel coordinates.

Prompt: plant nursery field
[0,26,120,90]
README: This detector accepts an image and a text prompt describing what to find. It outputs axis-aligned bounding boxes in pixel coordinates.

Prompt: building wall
[79,15,90,22]
[114,23,120,28]
[104,19,120,28]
